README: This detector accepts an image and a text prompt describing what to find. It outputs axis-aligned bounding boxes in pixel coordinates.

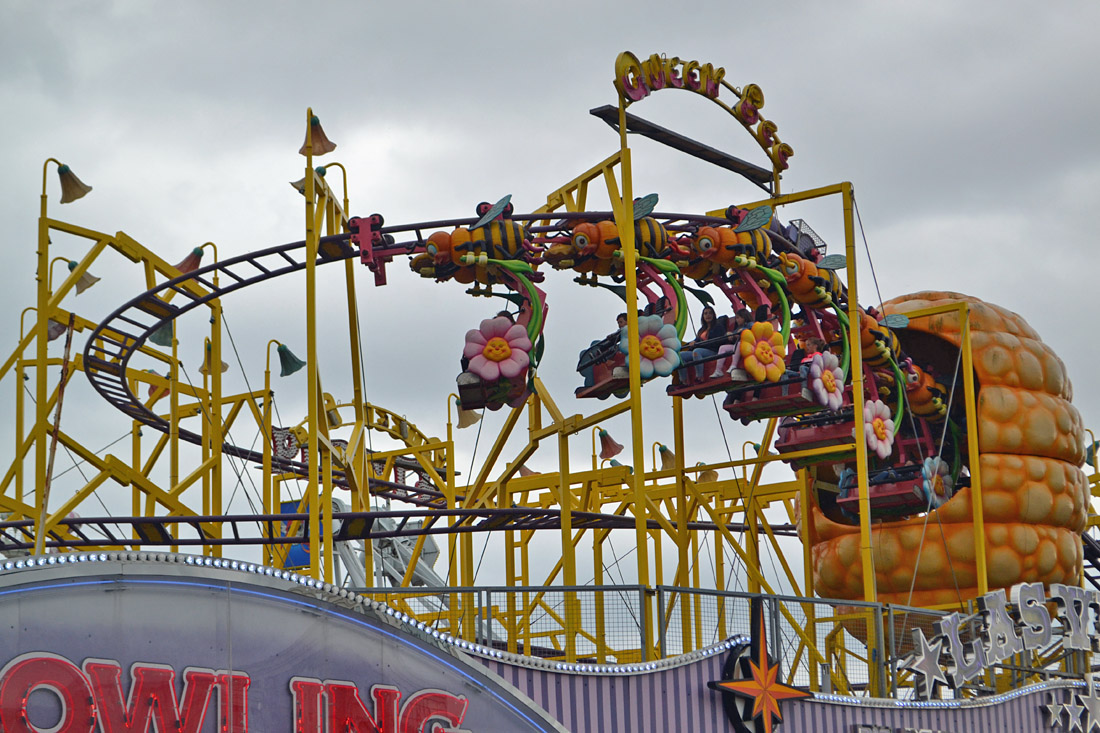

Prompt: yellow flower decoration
[738,322,786,382]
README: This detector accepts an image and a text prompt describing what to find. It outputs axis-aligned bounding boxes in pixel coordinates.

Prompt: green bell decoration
[277,343,306,377]
[149,323,173,347]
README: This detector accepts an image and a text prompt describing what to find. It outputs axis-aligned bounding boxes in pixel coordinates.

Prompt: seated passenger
[790,337,827,377]
[579,313,628,387]
[679,306,730,383]
[710,308,753,379]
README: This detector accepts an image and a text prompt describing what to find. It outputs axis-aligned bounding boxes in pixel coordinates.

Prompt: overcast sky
[3,1,1098,590]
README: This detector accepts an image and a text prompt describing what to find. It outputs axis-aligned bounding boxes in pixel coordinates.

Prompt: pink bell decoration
[146,370,169,406]
[174,247,204,275]
[598,429,623,461]
[299,115,336,157]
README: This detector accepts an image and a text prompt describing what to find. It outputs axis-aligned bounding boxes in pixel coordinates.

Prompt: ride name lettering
[0,652,469,733]
[614,51,725,102]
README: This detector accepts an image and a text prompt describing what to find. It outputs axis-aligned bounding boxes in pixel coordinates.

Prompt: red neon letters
[291,677,469,733]
[0,653,468,732]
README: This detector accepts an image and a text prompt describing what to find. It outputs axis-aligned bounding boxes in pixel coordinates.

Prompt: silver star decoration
[1078,675,1100,733]
[1048,692,1068,729]
[903,629,949,700]
[1066,699,1086,732]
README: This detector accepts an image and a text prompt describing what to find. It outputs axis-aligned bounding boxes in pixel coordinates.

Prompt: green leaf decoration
[880,313,909,329]
[632,193,659,221]
[487,257,534,276]
[817,254,847,270]
[638,255,680,275]
[473,194,512,229]
[684,285,714,306]
[733,205,773,233]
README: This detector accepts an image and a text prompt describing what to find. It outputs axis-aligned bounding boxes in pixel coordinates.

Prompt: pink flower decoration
[862,399,895,461]
[808,351,844,411]
[463,316,532,382]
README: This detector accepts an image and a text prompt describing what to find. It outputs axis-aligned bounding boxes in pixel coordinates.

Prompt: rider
[679,306,730,383]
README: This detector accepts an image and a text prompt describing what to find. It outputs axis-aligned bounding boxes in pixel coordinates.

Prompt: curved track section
[81,210,806,506]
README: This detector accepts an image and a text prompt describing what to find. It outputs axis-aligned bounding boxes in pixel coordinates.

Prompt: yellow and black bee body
[634,217,669,259]
[469,219,528,261]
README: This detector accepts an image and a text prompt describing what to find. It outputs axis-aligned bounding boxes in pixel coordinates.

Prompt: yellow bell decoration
[199,342,228,376]
[456,408,481,429]
[68,260,100,294]
[696,463,719,484]
[659,444,677,471]
[56,164,93,204]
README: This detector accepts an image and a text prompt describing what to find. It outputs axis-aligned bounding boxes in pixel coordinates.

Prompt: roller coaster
[5,51,1099,719]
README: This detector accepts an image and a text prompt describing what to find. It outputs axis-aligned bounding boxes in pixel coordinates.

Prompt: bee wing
[632,193,659,220]
[473,194,512,229]
[817,254,847,270]
[879,314,910,329]
[733,204,773,233]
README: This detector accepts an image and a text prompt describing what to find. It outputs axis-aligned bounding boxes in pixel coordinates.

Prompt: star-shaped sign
[1047,692,1068,729]
[903,628,949,700]
[1065,699,1086,732]
[1078,676,1100,733]
[710,599,810,733]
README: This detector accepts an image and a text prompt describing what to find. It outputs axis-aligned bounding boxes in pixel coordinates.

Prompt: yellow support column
[840,182,882,696]
[132,423,142,549]
[613,99,652,660]
[840,183,874,604]
[262,342,277,567]
[959,304,988,595]
[799,468,820,691]
[33,163,54,555]
[207,250,223,558]
[558,430,578,662]
[303,109,321,580]
[446,396,460,634]
[673,397,691,653]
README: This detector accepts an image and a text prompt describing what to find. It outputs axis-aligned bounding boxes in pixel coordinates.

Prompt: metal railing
[352,584,649,663]
[351,583,1086,699]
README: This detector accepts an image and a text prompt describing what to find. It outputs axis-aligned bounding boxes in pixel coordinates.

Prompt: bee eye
[697,236,714,252]
[426,244,438,256]
[574,234,589,247]
[907,372,919,384]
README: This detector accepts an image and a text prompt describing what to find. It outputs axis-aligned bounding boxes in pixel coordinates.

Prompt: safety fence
[353,584,1082,698]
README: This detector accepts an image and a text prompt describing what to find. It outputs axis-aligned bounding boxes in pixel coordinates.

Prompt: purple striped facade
[478,654,1062,732]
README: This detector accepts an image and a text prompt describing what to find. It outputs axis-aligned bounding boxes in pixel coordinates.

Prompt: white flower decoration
[808,351,844,411]
[863,399,895,461]
[619,314,681,379]
[921,457,954,508]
